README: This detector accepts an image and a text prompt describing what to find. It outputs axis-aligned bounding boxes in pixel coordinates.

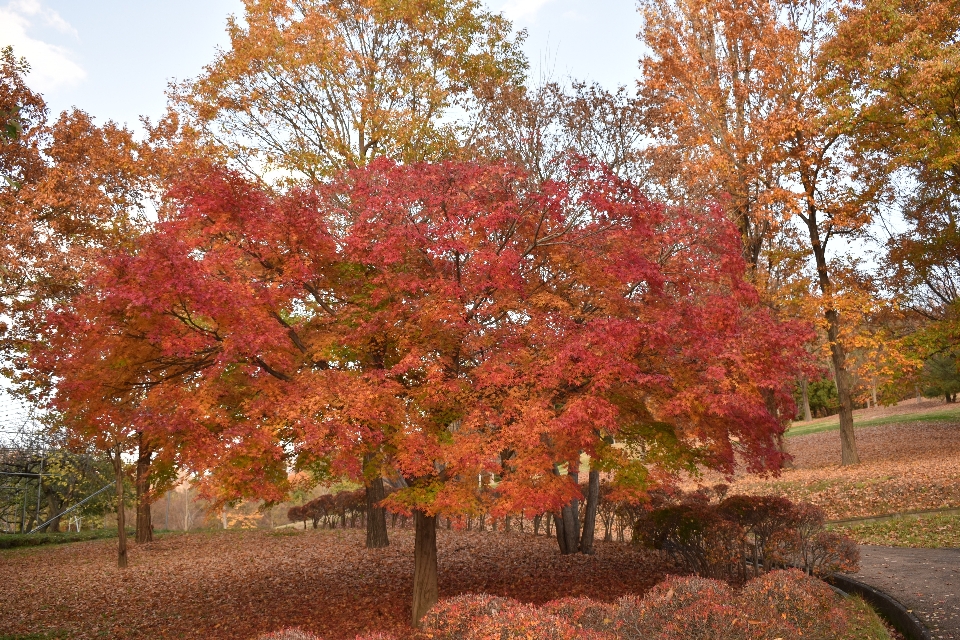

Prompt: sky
[0,0,645,131]
[0,0,646,431]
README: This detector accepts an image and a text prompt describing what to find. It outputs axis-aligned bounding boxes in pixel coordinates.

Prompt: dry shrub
[634,493,859,580]
[617,575,745,640]
[258,629,321,640]
[460,602,577,640]
[258,630,395,640]
[738,569,850,640]
[422,570,858,640]
[419,593,518,639]
[541,596,617,634]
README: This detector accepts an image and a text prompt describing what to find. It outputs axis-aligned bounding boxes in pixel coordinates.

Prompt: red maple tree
[42,158,809,623]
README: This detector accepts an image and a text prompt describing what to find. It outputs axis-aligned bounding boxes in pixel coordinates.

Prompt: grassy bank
[787,406,960,437]
[0,528,135,550]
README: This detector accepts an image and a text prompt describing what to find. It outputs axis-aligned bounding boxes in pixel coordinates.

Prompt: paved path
[849,546,960,639]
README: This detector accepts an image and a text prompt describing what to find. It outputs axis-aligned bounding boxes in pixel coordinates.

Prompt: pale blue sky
[1,0,644,130]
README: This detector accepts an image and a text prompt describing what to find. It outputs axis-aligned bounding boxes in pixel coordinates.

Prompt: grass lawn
[833,513,960,548]
[786,405,960,437]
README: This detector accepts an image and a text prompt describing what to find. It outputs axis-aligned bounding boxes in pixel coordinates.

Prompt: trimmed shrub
[738,569,851,639]
[542,596,617,634]
[634,493,859,580]
[617,575,746,640]
[419,593,519,639]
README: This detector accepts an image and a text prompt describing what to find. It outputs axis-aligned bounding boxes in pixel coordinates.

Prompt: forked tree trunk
[579,469,600,554]
[135,434,153,544]
[411,510,438,626]
[366,476,389,548]
[111,446,128,569]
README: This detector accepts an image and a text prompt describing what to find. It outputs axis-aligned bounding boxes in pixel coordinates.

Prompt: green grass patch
[787,406,960,437]
[0,528,135,551]
[832,513,960,548]
[842,595,895,640]
[0,631,70,640]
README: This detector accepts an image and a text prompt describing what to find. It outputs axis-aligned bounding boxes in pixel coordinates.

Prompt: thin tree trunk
[111,445,128,569]
[135,433,153,544]
[801,378,813,422]
[579,469,600,554]
[364,461,389,549]
[827,309,859,465]
[806,211,859,465]
[411,510,438,626]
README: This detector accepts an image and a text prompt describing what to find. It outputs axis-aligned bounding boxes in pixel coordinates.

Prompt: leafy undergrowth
[0,527,675,640]
[0,528,135,550]
[834,513,960,548]
[262,570,892,640]
[726,421,960,520]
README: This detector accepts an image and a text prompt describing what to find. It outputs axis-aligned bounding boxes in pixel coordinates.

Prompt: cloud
[0,0,85,93]
[500,0,556,22]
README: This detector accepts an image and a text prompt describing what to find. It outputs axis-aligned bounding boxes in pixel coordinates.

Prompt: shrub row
[633,491,859,581]
[422,570,864,640]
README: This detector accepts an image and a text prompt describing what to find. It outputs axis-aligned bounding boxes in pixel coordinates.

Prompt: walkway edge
[827,573,933,640]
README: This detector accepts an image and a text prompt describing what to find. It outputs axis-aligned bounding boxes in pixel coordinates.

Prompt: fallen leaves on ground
[0,527,675,640]
[725,420,960,520]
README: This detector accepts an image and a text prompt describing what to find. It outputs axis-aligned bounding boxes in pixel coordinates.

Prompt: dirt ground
[0,527,674,640]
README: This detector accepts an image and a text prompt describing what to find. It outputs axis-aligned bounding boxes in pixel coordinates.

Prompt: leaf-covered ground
[728,419,960,521]
[0,528,675,640]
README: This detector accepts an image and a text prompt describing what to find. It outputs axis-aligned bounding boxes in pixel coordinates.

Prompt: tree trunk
[561,467,580,554]
[579,469,600,554]
[366,475,389,548]
[43,492,64,533]
[827,309,860,465]
[801,378,813,422]
[135,434,153,544]
[411,510,438,626]
[806,211,859,465]
[111,446,128,569]
[554,511,567,553]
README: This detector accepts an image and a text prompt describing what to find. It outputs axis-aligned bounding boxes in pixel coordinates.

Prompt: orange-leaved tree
[638,0,880,464]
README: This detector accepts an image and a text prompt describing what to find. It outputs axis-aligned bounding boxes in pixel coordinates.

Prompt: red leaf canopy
[46,159,809,511]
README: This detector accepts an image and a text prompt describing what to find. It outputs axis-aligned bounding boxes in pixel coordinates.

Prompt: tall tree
[639,0,875,464]
[1,45,171,551]
[828,0,960,362]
